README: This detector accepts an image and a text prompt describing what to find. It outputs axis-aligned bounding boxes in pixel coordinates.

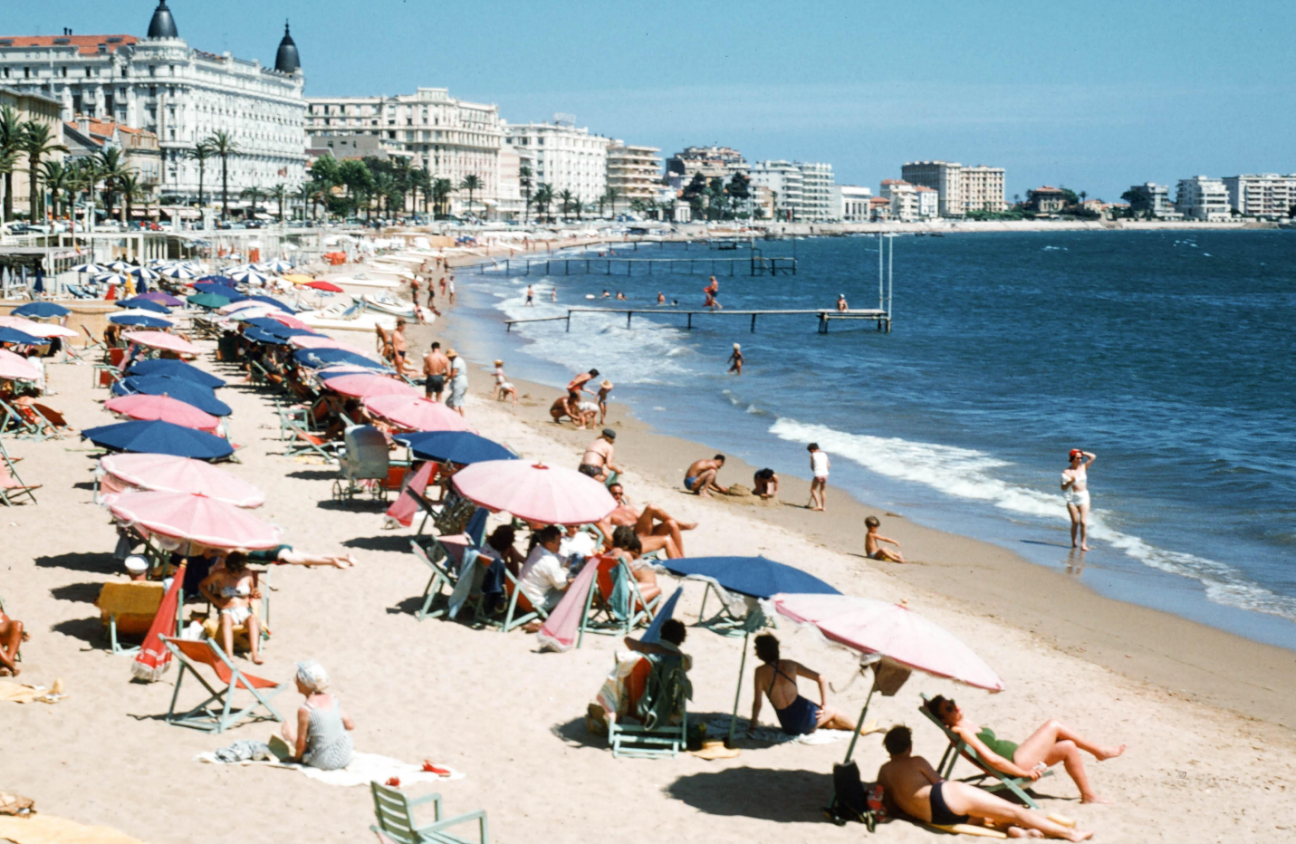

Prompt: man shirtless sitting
[0,603,28,677]
[550,397,596,428]
[683,455,729,497]
[877,726,1092,841]
[601,482,696,559]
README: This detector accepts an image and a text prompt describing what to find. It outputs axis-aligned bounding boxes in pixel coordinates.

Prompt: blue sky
[8,1,1295,201]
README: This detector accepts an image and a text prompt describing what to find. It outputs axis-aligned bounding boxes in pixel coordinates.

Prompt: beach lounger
[410,538,460,621]
[96,581,167,655]
[274,399,313,441]
[410,488,474,537]
[79,324,107,355]
[577,556,661,646]
[283,419,342,464]
[198,569,271,654]
[0,450,39,506]
[608,652,690,759]
[159,635,285,733]
[919,694,1052,810]
[497,568,548,634]
[369,781,489,844]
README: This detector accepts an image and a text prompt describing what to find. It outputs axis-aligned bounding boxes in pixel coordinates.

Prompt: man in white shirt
[808,442,829,512]
[518,526,571,616]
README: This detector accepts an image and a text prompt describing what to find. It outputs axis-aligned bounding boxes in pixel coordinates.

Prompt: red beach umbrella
[306,280,344,292]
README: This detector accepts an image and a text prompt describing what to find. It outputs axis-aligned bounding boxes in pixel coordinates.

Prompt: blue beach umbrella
[393,431,517,465]
[293,347,385,370]
[128,266,160,281]
[112,375,232,416]
[243,327,291,346]
[0,327,48,346]
[71,262,105,274]
[82,420,233,460]
[108,314,173,329]
[661,555,840,599]
[116,297,172,314]
[187,292,232,310]
[126,359,226,389]
[246,295,295,314]
[193,282,247,301]
[11,302,70,319]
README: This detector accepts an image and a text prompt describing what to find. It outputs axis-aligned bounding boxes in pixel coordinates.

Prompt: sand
[3,314,1296,843]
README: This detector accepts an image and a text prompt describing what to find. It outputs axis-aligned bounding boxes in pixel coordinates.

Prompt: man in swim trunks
[390,319,412,375]
[749,633,857,736]
[876,726,1092,840]
[423,342,450,402]
[683,455,728,497]
[579,428,622,482]
[836,293,849,312]
[1061,449,1096,551]
[525,285,535,306]
[601,482,696,559]
[565,369,600,429]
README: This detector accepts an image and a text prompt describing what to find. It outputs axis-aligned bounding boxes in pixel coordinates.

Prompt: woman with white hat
[281,659,355,770]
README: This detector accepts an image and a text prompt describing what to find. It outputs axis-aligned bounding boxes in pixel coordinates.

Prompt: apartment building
[606,141,662,205]
[63,118,162,186]
[1222,174,1296,219]
[901,160,963,217]
[880,179,920,221]
[798,162,834,221]
[0,86,63,217]
[0,2,307,203]
[832,185,873,222]
[504,120,610,205]
[307,87,501,214]
[963,165,1007,212]
[665,145,747,186]
[749,160,802,221]
[1175,176,1231,221]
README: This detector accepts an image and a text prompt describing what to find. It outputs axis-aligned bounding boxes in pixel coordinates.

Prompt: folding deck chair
[497,568,549,634]
[0,448,40,506]
[369,781,489,844]
[96,580,167,655]
[159,635,285,733]
[282,418,343,463]
[576,555,662,647]
[407,509,489,621]
[274,398,313,441]
[919,694,1052,809]
[608,652,690,759]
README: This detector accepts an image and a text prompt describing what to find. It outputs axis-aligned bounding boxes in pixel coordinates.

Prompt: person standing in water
[808,442,829,512]
[727,343,744,375]
[1062,449,1096,550]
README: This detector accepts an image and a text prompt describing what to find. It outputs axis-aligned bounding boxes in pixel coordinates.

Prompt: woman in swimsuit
[1061,449,1096,551]
[927,695,1124,804]
[748,633,857,736]
[199,552,264,664]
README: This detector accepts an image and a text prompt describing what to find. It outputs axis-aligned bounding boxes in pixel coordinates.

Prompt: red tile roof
[0,35,138,55]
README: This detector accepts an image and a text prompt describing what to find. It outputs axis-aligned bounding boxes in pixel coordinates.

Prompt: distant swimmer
[525,285,535,307]
[703,275,721,310]
[836,293,848,312]
[657,292,666,305]
[551,286,558,302]
[727,343,743,375]
[1062,449,1096,550]
[601,289,612,299]
[615,291,627,300]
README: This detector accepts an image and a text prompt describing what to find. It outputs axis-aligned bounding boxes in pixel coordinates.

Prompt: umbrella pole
[726,630,749,748]
[841,682,878,766]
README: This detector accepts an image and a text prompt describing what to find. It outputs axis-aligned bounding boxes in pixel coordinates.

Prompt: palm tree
[21,122,67,220]
[460,174,483,219]
[431,178,453,219]
[205,131,239,220]
[519,164,533,225]
[186,140,214,208]
[96,148,130,221]
[269,183,289,224]
[603,187,619,219]
[533,183,554,223]
[117,172,149,224]
[558,188,575,220]
[0,106,26,223]
[295,182,315,221]
[240,184,266,220]
[38,159,73,220]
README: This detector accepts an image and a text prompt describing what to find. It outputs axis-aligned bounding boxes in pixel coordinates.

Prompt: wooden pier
[504,307,890,334]
[478,253,796,277]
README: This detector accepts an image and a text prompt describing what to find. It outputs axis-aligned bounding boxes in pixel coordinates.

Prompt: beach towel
[703,714,856,746]
[536,560,600,652]
[0,679,65,705]
[197,749,464,787]
[130,561,185,682]
[0,814,149,844]
[383,461,435,528]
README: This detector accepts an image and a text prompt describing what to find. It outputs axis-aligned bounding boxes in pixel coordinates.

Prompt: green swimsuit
[977,727,1019,761]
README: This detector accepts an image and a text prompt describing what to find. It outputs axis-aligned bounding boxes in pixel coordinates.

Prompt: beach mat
[704,714,875,746]
[197,749,464,788]
[0,814,148,844]
[0,679,65,705]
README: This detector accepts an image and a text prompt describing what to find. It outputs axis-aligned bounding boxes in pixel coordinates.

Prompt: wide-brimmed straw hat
[600,380,613,390]
[446,348,458,358]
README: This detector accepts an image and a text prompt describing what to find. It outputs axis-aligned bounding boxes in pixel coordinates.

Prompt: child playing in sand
[596,380,613,424]
[494,359,518,404]
[864,515,905,563]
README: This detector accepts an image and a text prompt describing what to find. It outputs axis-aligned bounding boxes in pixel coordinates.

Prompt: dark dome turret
[275,21,301,74]
[146,0,179,39]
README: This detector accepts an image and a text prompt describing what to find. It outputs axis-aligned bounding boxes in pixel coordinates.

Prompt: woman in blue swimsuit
[748,633,858,736]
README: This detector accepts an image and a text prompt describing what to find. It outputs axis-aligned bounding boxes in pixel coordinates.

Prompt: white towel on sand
[197,750,465,787]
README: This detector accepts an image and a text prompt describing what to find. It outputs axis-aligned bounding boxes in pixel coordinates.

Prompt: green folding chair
[576,555,662,648]
[608,652,690,759]
[282,418,343,463]
[495,567,549,634]
[918,694,1052,809]
[409,537,460,621]
[0,446,39,506]
[160,635,285,733]
[369,781,488,844]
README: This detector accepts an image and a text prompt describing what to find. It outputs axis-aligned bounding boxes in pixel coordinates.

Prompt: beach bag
[827,762,874,828]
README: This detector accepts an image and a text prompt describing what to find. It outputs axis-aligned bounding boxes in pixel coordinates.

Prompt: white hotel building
[749,160,835,221]
[0,1,307,204]
[1175,176,1231,221]
[305,87,503,216]
[1222,174,1296,220]
[504,120,610,206]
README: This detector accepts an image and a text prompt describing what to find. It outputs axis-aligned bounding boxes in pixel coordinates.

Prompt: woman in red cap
[1061,449,1096,550]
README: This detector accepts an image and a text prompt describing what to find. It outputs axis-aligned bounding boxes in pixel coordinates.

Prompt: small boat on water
[362,293,418,319]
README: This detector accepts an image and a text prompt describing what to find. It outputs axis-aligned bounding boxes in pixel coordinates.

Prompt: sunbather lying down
[244,544,357,568]
[926,695,1124,804]
[878,727,1092,841]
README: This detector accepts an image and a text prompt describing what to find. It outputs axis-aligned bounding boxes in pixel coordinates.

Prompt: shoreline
[411,296,1296,729]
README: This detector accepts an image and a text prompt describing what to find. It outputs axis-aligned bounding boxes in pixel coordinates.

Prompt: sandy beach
[4,309,1296,843]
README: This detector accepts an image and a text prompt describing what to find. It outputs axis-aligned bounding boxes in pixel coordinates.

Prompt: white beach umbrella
[128,266,161,280]
[163,265,199,280]
[94,271,132,286]
[72,261,106,273]
[230,268,271,286]
[106,260,133,272]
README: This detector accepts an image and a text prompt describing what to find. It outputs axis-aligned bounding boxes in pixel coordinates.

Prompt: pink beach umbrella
[0,348,41,381]
[105,394,221,432]
[770,593,1004,692]
[451,460,616,526]
[123,331,202,357]
[325,373,418,399]
[268,313,312,331]
[363,394,471,432]
[109,490,280,549]
[100,453,264,508]
[287,334,374,357]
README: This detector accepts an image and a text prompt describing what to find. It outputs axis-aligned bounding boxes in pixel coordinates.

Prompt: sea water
[442,231,1296,649]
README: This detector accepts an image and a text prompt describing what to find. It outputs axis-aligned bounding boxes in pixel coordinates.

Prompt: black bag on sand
[826,761,874,829]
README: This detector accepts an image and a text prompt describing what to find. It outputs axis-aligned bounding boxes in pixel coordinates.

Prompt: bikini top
[220,582,251,599]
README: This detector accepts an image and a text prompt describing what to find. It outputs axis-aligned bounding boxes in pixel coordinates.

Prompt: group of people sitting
[550,369,612,429]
